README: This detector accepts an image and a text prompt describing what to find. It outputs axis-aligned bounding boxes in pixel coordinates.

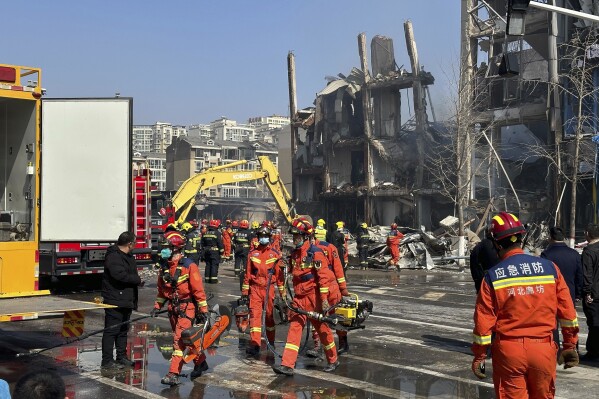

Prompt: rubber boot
[306,329,322,359]
[160,373,180,386]
[337,334,349,355]
[190,360,209,380]
[323,360,340,372]
[272,365,294,376]
[246,344,260,357]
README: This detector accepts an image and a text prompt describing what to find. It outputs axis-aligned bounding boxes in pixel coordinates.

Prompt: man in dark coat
[541,226,583,306]
[541,226,583,350]
[582,223,599,360]
[101,231,143,369]
[469,228,499,293]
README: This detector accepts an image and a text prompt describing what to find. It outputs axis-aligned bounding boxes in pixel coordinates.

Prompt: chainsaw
[181,303,232,363]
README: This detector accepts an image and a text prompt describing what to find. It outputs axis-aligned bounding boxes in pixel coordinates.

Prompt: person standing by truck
[101,231,143,370]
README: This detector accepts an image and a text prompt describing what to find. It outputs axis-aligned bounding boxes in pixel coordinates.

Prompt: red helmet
[164,231,186,249]
[490,212,525,241]
[201,219,208,225]
[209,219,219,228]
[391,223,398,230]
[240,219,249,229]
[261,220,270,228]
[289,217,314,236]
[232,220,239,228]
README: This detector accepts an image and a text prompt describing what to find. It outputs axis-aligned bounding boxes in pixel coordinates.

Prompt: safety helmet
[209,219,219,228]
[261,220,270,228]
[201,219,208,225]
[251,221,260,229]
[257,226,272,237]
[490,212,525,241]
[240,220,249,229]
[289,217,314,236]
[271,221,278,229]
[336,221,345,228]
[390,223,398,230]
[190,219,199,228]
[181,222,193,232]
[215,219,222,228]
[232,220,239,228]
[165,222,179,232]
[360,222,368,228]
[317,218,326,227]
[235,302,250,333]
[226,219,231,225]
[164,231,186,249]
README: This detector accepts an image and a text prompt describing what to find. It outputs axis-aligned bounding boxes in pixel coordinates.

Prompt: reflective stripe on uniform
[242,284,250,290]
[492,275,555,290]
[337,277,346,283]
[250,257,261,263]
[473,334,492,345]
[559,318,579,328]
[300,263,312,270]
[265,258,278,264]
[320,287,329,293]
[250,327,262,333]
[285,343,299,352]
[172,350,184,357]
[198,300,207,308]
[324,342,336,350]
[177,275,189,284]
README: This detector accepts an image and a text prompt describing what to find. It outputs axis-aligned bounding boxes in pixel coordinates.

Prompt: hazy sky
[2,1,460,125]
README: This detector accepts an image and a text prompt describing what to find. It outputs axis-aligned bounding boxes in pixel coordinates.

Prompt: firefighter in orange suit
[472,212,579,398]
[272,217,339,376]
[222,220,233,260]
[386,223,404,267]
[151,231,209,386]
[270,221,282,252]
[309,236,350,356]
[241,226,284,356]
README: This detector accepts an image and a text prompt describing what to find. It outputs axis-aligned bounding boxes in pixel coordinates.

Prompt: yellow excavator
[168,156,295,227]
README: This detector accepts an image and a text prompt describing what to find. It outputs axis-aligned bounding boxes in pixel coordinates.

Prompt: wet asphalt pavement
[1,262,598,398]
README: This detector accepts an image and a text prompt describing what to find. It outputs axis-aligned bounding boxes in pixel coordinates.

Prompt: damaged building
[461,0,599,236]
[289,27,454,231]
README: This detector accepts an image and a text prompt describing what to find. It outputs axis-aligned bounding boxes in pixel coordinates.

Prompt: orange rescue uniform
[386,230,404,265]
[241,245,284,347]
[271,228,282,252]
[281,241,338,369]
[473,248,579,399]
[154,254,209,375]
[222,226,233,259]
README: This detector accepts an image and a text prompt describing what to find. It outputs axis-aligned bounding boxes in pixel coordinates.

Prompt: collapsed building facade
[461,0,599,237]
[289,26,455,231]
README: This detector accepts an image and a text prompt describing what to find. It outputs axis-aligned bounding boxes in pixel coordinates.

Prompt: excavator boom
[171,156,294,226]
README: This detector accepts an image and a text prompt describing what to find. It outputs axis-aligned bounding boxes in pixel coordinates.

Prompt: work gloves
[196,312,209,324]
[322,300,330,314]
[471,357,486,379]
[341,288,350,297]
[558,348,579,369]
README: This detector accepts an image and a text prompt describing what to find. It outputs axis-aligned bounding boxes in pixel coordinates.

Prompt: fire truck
[0,63,148,321]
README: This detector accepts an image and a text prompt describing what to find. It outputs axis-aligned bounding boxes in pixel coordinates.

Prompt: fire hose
[15,309,169,358]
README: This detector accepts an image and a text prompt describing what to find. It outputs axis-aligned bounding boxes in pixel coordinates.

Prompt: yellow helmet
[360,222,368,228]
[317,219,326,227]
[336,221,345,228]
[251,221,260,229]
[181,222,193,232]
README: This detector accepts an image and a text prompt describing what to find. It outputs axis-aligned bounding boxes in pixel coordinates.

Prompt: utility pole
[358,33,374,224]
[547,0,562,226]
[287,51,298,201]
[404,20,426,228]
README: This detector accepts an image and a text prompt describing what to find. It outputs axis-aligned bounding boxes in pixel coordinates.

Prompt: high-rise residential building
[248,115,290,143]
[133,152,167,191]
[151,122,187,153]
[209,117,255,142]
[133,125,154,153]
[187,124,214,140]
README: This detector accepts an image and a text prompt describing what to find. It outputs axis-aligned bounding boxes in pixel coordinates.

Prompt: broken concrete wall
[371,36,401,138]
[327,150,353,188]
